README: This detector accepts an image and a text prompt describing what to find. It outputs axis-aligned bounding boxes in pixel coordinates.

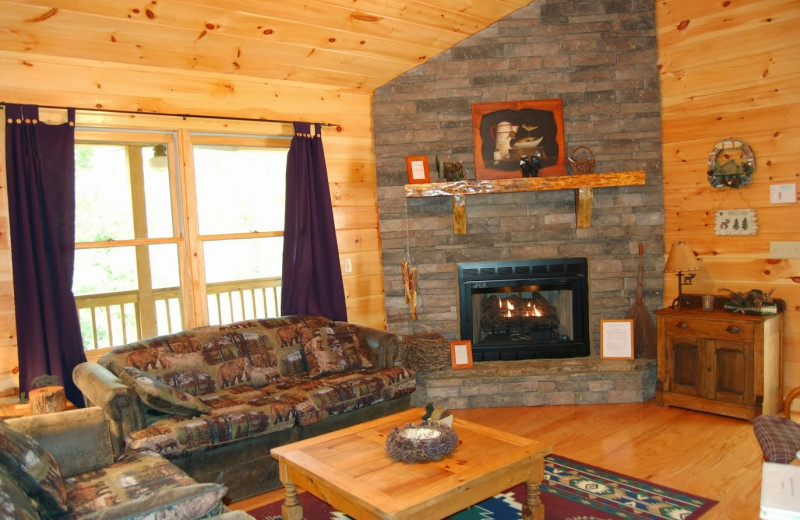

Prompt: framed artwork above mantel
[472,99,567,180]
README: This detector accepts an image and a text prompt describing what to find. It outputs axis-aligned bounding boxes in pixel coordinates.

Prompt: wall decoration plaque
[715,209,758,236]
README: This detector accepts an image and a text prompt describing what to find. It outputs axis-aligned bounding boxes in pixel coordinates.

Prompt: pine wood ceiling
[1,0,531,92]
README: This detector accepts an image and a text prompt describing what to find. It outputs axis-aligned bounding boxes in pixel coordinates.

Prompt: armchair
[1,407,249,519]
[753,386,800,463]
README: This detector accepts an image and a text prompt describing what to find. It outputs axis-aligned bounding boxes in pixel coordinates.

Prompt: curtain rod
[0,102,341,128]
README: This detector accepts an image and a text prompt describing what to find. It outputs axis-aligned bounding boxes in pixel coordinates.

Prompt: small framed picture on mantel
[406,156,430,184]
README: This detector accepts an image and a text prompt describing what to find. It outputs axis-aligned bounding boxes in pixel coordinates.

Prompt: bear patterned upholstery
[63,449,226,519]
[2,408,239,520]
[84,315,416,459]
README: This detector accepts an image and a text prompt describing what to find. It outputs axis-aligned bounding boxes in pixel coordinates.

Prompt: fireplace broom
[626,243,657,358]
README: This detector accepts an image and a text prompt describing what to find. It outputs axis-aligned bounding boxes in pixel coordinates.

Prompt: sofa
[73,315,416,502]
[1,407,256,519]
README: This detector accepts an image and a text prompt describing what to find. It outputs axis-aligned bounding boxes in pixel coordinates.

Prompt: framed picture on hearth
[600,319,634,360]
[450,340,473,369]
[471,99,566,180]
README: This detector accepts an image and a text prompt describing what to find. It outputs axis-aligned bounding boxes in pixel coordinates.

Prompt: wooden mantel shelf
[404,171,645,233]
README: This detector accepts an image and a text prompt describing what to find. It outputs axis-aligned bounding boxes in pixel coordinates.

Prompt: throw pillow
[113,363,211,416]
[303,326,372,378]
[0,418,68,519]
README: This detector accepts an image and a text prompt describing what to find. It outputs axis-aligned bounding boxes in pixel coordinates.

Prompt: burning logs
[480,294,559,335]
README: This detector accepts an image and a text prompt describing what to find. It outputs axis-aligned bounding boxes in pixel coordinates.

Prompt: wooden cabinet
[655,306,783,421]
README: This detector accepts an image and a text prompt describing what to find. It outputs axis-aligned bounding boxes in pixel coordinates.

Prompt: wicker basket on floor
[399,332,451,372]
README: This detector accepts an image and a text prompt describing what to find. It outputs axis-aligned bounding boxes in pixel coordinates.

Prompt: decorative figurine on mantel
[520,149,544,177]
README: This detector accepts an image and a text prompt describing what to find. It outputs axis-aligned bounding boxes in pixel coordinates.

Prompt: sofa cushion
[113,362,212,416]
[303,325,373,378]
[0,467,41,520]
[64,449,225,519]
[125,386,298,457]
[0,419,67,519]
[284,367,417,427]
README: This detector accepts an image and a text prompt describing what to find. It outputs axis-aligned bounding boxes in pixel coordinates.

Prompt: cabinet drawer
[662,316,754,342]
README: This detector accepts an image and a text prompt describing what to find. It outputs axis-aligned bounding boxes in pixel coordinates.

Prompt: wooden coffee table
[270,408,552,520]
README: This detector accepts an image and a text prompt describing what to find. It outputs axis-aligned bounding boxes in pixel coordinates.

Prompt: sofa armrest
[335,321,400,369]
[73,361,147,454]
[6,407,115,478]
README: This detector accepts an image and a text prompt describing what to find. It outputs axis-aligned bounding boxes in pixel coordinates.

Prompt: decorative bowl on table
[385,421,459,463]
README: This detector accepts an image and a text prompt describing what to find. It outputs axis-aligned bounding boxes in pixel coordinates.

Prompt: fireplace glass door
[458,258,589,361]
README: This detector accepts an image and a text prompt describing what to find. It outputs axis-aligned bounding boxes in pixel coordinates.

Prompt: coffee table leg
[281,481,304,520]
[521,480,544,520]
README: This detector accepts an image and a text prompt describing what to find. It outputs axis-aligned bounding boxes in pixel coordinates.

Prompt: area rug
[247,454,717,520]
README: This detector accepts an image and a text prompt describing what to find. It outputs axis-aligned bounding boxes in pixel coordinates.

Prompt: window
[73,125,289,352]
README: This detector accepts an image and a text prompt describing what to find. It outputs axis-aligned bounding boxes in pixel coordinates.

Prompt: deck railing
[75,277,281,351]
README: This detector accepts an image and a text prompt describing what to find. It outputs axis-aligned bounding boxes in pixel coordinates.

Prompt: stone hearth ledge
[411,358,657,409]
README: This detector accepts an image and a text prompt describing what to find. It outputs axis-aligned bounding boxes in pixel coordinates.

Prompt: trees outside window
[73,123,288,354]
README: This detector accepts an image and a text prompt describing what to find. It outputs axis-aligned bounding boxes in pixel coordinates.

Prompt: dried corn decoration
[401,259,418,320]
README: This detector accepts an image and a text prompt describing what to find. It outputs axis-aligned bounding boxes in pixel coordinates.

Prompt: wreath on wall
[707,138,755,189]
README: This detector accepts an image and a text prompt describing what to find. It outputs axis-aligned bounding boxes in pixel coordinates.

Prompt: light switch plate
[770,242,800,258]
[770,183,797,204]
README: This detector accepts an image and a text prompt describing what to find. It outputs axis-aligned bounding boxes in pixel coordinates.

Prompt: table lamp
[665,241,701,310]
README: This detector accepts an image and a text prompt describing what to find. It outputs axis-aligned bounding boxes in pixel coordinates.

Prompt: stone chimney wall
[373,0,664,355]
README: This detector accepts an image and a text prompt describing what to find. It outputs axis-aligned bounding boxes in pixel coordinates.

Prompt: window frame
[73,112,292,360]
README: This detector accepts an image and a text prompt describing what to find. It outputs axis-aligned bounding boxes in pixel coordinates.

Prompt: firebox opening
[458,258,590,361]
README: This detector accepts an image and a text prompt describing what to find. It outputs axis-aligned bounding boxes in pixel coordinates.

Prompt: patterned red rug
[247,454,717,520]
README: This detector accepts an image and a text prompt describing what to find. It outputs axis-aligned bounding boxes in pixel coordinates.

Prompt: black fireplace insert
[457,258,590,361]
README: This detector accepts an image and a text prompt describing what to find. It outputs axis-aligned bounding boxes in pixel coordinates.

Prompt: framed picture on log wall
[472,99,566,180]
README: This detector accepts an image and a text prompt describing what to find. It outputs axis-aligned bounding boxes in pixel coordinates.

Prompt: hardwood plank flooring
[230,401,764,519]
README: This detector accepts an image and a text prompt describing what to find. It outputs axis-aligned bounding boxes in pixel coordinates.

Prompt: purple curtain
[281,122,347,321]
[5,104,86,407]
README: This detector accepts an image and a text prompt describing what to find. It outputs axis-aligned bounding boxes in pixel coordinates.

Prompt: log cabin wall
[656,0,800,396]
[0,59,382,402]
[374,1,665,354]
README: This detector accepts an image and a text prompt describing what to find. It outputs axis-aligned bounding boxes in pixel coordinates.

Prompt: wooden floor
[230,400,764,519]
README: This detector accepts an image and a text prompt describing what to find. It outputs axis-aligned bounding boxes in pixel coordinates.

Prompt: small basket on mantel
[568,146,596,174]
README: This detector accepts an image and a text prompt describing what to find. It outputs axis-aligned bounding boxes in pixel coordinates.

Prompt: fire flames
[499,298,542,318]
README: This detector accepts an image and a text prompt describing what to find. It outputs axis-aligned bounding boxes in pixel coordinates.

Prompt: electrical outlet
[770,242,800,258]
[343,257,353,273]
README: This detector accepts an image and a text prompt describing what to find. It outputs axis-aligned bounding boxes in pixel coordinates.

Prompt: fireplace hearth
[457,258,590,361]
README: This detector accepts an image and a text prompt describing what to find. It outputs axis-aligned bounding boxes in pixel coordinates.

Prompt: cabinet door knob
[726,325,741,334]
[677,321,689,329]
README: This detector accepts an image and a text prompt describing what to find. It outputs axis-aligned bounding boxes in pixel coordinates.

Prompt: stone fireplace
[371,1,663,408]
[458,258,590,361]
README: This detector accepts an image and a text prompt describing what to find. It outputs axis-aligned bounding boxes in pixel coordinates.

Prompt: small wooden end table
[271,408,552,520]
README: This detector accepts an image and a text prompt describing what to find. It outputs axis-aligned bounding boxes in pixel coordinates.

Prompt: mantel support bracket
[452,194,467,234]
[575,187,594,229]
